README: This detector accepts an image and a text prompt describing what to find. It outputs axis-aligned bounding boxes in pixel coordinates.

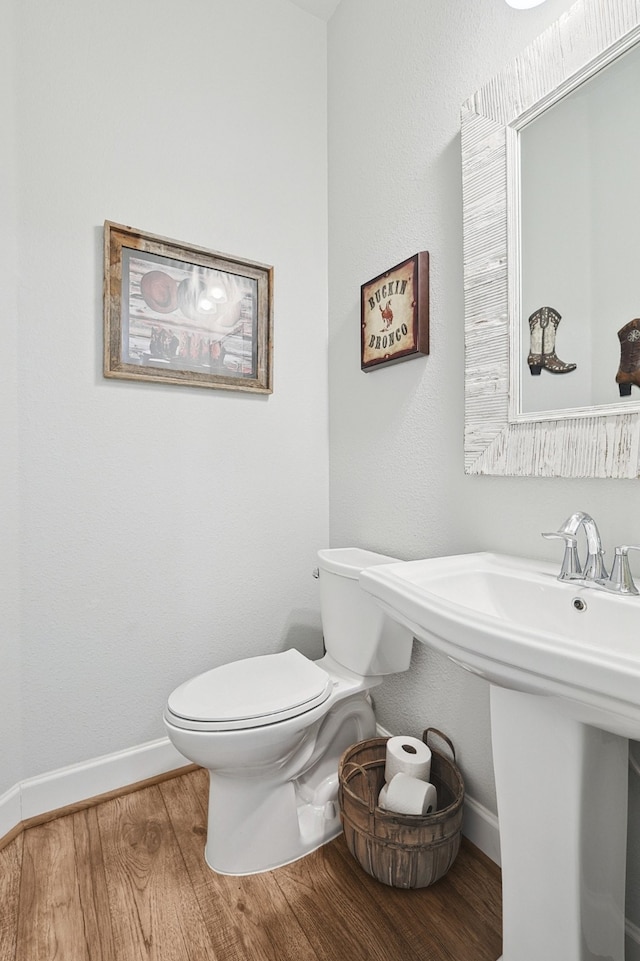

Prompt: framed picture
[104,222,274,393]
[360,252,429,371]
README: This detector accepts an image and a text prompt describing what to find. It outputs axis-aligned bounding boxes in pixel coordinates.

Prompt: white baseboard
[0,737,189,833]
[0,783,21,840]
[462,794,501,865]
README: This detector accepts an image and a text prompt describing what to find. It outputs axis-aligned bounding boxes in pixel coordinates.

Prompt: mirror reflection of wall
[519,42,640,415]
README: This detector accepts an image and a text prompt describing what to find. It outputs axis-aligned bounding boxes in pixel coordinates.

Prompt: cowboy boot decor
[616,318,640,396]
[527,307,577,375]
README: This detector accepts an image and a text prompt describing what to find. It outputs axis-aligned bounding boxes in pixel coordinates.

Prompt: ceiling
[287,0,341,21]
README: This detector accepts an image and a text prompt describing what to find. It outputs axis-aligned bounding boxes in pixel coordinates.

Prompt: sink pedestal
[491,686,629,961]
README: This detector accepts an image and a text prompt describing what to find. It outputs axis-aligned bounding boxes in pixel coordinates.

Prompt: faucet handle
[583,547,608,581]
[542,531,581,578]
[608,545,640,595]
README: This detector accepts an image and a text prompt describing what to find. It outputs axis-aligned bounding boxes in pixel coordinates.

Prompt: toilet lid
[166,649,332,731]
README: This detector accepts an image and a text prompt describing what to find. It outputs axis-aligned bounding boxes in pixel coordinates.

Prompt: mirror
[462,0,640,477]
[520,43,640,417]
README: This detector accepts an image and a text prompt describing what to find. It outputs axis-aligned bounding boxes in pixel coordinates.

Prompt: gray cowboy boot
[527,307,577,375]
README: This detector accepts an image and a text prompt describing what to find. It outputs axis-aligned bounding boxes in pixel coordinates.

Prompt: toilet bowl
[163,548,413,876]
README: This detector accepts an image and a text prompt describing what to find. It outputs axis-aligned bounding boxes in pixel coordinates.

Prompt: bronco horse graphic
[379,300,393,330]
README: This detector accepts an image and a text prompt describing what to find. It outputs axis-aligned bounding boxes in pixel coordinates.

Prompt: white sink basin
[360,551,634,961]
[360,551,640,739]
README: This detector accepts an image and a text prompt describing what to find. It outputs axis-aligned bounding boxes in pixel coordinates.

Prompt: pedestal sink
[360,552,636,961]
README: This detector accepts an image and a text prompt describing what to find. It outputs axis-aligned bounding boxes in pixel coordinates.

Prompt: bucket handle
[341,760,379,818]
[422,727,456,762]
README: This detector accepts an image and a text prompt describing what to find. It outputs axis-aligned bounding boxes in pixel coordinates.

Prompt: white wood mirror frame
[462,0,640,478]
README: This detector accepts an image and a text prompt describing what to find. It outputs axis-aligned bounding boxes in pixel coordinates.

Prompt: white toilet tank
[317,548,413,676]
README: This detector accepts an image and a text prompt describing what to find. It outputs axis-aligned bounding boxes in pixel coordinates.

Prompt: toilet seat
[165,649,332,732]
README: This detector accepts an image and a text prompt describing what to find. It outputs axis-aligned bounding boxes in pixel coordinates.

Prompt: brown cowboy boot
[527,307,577,375]
[616,318,640,396]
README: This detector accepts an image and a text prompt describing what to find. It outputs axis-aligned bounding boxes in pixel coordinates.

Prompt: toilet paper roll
[378,773,438,816]
[385,735,432,783]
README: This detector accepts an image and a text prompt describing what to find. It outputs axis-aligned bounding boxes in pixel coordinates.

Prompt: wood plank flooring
[0,768,502,961]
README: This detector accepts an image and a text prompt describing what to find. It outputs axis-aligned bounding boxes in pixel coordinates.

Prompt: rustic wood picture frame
[360,252,429,371]
[104,222,273,393]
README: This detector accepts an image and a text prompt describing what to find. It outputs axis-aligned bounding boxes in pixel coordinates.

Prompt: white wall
[0,0,22,797]
[5,0,329,787]
[327,0,640,935]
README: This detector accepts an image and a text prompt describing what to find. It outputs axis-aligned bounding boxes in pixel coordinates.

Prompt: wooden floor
[0,768,502,961]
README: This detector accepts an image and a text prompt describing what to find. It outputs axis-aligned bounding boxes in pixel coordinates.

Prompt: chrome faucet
[542,511,640,595]
[542,511,607,581]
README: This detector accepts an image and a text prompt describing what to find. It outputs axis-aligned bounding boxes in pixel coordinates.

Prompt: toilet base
[203,694,376,875]
[204,781,344,876]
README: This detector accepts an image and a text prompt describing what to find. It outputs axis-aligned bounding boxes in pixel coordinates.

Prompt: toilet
[163,548,413,876]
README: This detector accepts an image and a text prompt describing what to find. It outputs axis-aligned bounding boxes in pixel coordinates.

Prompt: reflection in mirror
[462,0,640,476]
[519,43,640,416]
